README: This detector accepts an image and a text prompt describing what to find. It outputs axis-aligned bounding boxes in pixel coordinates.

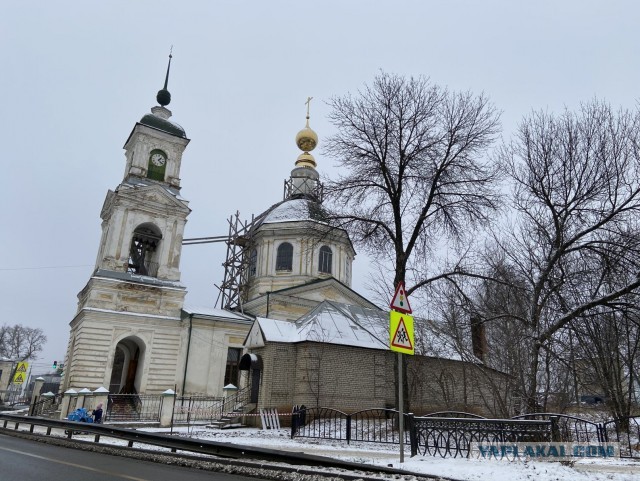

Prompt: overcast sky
[2,1,639,372]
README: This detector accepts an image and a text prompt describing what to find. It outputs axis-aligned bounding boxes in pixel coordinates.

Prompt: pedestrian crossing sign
[390,311,415,355]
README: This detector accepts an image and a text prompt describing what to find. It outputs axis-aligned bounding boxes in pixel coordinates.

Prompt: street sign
[390,311,415,355]
[390,282,412,314]
[13,362,29,384]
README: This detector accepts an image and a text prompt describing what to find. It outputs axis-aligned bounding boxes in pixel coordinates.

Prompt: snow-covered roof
[260,198,328,225]
[255,301,462,360]
[182,305,252,321]
[121,176,184,200]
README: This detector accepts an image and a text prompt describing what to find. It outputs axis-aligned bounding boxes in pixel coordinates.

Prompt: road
[0,433,255,481]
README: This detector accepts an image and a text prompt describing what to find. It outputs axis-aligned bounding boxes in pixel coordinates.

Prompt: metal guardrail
[0,413,414,476]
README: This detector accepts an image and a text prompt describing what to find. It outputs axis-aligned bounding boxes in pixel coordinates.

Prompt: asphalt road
[0,433,255,481]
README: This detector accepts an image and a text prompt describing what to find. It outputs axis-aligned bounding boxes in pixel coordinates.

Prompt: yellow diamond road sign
[390,311,415,355]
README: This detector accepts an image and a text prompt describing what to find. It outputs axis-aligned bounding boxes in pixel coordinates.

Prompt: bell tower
[62,54,191,394]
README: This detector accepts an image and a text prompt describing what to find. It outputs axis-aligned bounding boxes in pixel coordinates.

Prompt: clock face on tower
[150,152,167,166]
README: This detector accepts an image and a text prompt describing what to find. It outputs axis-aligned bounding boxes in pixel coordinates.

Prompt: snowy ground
[104,424,640,481]
[4,416,640,481]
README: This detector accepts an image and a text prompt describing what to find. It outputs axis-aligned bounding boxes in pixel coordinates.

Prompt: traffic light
[52,360,58,370]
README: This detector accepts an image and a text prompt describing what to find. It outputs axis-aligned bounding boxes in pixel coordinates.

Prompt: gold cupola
[295,97,318,168]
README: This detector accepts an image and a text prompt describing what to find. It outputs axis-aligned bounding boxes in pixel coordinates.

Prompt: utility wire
[0,265,93,271]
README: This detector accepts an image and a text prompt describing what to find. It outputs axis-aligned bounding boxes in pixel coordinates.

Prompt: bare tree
[324,72,501,293]
[0,324,46,361]
[493,100,640,412]
[323,72,501,410]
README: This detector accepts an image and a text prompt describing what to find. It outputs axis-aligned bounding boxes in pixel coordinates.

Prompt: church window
[276,242,293,271]
[147,149,167,181]
[248,249,257,278]
[224,347,242,387]
[319,245,332,274]
[127,224,162,277]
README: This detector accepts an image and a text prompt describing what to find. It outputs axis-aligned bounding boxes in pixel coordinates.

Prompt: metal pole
[398,351,404,463]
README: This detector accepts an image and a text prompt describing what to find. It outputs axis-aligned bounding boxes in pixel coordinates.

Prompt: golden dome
[295,152,317,168]
[296,125,318,152]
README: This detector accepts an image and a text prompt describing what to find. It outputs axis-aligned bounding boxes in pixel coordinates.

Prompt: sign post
[389,284,414,463]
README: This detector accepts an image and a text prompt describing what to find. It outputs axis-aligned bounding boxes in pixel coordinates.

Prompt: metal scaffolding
[182,211,255,312]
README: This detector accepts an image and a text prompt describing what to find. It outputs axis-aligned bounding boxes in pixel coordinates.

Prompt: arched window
[276,242,293,271]
[318,245,332,274]
[147,149,167,181]
[127,224,162,277]
[248,249,257,278]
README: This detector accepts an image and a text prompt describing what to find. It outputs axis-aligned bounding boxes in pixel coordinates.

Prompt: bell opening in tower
[127,224,162,277]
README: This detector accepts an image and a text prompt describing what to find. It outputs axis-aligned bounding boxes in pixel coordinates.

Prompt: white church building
[61,61,505,416]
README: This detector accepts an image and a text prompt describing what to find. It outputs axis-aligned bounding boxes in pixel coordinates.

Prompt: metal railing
[291,407,640,459]
[292,407,412,444]
[0,413,405,476]
[602,416,640,459]
[105,394,162,422]
[413,416,552,458]
[219,387,251,417]
[512,413,606,443]
[29,393,63,418]
[172,395,224,423]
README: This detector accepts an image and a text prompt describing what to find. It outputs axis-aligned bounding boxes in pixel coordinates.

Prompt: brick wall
[250,341,508,416]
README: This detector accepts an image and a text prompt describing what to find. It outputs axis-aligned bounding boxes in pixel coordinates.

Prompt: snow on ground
[140,425,640,481]
[7,421,640,481]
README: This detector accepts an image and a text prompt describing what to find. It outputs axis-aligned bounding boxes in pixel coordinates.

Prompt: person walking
[93,403,103,424]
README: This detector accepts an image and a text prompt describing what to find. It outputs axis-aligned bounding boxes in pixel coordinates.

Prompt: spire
[156,48,173,107]
[285,97,323,201]
[295,96,318,168]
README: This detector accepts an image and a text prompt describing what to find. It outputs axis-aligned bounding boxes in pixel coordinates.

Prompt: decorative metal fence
[351,408,411,444]
[105,394,162,422]
[291,407,411,444]
[512,413,606,443]
[291,407,640,459]
[172,395,224,423]
[413,416,552,458]
[602,416,640,459]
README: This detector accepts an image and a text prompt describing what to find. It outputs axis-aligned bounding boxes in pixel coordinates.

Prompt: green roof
[139,114,186,138]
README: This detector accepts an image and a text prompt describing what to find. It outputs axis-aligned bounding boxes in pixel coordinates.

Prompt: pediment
[100,190,116,220]
[273,278,379,309]
[243,278,379,319]
[116,182,190,213]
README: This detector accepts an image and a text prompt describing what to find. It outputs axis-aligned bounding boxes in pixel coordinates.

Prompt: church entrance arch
[239,353,262,404]
[109,336,146,394]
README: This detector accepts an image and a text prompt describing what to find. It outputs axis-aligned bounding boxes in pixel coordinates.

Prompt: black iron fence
[29,393,63,418]
[291,407,411,444]
[513,413,606,443]
[413,416,552,458]
[603,416,640,459]
[172,395,224,423]
[105,394,162,422]
[291,407,640,459]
